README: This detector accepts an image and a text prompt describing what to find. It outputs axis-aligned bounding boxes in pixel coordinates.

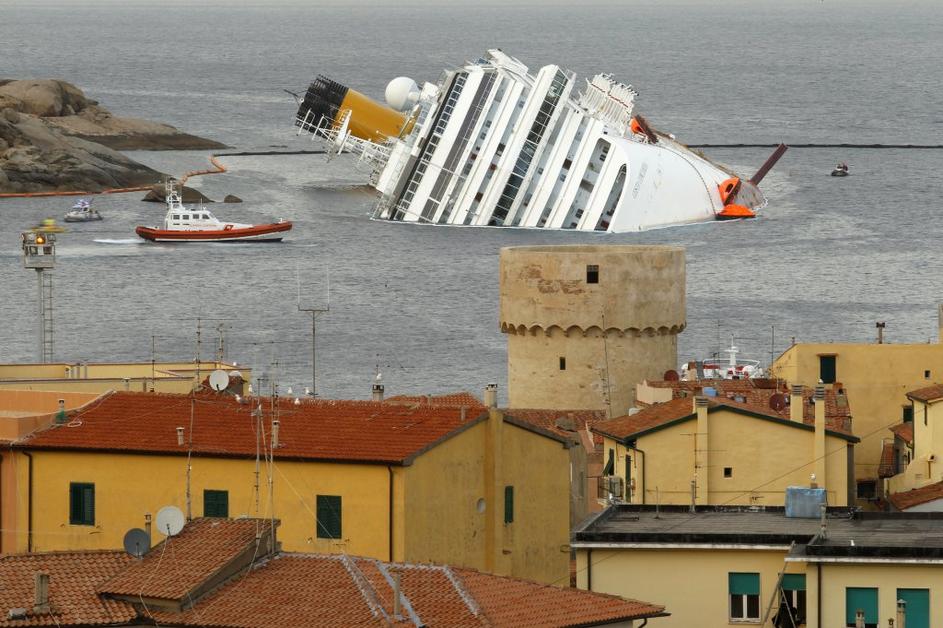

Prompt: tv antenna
[297,265,330,397]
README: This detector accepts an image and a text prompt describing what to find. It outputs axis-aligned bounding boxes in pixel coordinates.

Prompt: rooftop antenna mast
[297,265,330,397]
[21,229,57,362]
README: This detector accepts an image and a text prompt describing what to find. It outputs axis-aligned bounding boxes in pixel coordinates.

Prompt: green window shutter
[729,573,760,596]
[504,486,514,524]
[70,483,94,525]
[897,589,930,628]
[782,574,806,591]
[316,495,342,539]
[846,587,878,625]
[203,490,229,518]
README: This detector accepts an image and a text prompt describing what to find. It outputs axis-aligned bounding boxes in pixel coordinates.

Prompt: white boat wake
[93,238,141,244]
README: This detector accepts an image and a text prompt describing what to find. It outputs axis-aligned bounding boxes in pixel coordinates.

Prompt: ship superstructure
[294,50,784,233]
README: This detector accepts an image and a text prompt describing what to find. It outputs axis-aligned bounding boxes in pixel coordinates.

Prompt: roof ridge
[339,554,390,623]
[374,559,423,627]
[441,565,484,623]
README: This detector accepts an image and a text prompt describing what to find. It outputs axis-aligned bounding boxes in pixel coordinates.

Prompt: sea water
[1,1,942,399]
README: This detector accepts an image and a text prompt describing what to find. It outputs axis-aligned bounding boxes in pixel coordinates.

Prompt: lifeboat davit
[136,180,292,243]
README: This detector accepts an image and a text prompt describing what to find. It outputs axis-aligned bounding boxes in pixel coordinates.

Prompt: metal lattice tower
[22,230,57,363]
[39,270,53,362]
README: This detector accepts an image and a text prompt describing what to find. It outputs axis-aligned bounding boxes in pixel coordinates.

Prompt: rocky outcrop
[0,79,224,194]
[142,183,214,204]
[223,194,243,203]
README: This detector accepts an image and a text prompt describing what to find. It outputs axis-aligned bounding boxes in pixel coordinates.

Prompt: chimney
[694,396,709,505]
[271,420,280,448]
[176,426,185,446]
[484,383,498,408]
[876,321,886,344]
[790,385,804,422]
[897,599,907,628]
[145,512,152,544]
[372,382,384,402]
[33,572,50,614]
[814,385,826,491]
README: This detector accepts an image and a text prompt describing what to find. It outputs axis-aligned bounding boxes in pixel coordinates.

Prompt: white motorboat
[681,344,765,381]
[294,49,787,232]
[63,199,102,222]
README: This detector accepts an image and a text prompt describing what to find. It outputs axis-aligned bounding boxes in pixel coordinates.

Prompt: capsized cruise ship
[294,49,786,232]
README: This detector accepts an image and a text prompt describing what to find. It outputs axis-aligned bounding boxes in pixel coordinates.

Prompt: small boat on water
[29,218,66,233]
[831,162,850,177]
[64,199,103,222]
[135,181,292,243]
[680,343,765,381]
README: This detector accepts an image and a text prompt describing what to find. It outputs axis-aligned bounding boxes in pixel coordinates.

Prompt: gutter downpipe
[630,442,646,504]
[23,451,33,553]
[817,562,822,628]
[586,548,592,591]
[387,466,394,562]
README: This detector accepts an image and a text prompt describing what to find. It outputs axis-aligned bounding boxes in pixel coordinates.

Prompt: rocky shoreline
[0,79,225,194]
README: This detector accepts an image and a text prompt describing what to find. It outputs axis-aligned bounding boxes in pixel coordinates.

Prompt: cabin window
[69,482,95,526]
[559,356,566,370]
[504,486,514,524]
[845,587,878,628]
[818,355,836,384]
[172,215,180,220]
[204,489,229,518]
[724,467,733,478]
[781,575,807,625]
[202,214,210,220]
[316,494,342,539]
[729,573,760,622]
[586,265,599,284]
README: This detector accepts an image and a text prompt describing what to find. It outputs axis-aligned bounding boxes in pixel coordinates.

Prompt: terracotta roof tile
[150,554,664,627]
[891,422,914,445]
[878,442,897,478]
[500,409,610,445]
[595,394,856,442]
[0,551,134,627]
[907,384,943,403]
[384,392,484,408]
[889,481,943,510]
[99,518,272,602]
[18,391,487,465]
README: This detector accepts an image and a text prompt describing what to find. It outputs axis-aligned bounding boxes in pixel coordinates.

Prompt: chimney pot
[271,419,280,448]
[176,426,185,446]
[372,383,384,402]
[484,383,498,408]
[814,384,826,400]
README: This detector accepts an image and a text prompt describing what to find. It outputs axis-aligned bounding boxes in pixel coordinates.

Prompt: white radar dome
[385,77,420,112]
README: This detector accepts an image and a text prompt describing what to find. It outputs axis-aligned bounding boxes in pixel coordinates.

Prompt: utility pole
[297,269,330,397]
[21,230,57,362]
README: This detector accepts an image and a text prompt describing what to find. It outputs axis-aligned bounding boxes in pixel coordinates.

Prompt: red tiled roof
[0,551,134,627]
[150,554,665,628]
[100,518,273,602]
[595,395,856,442]
[907,384,943,403]
[384,392,484,408]
[17,391,489,465]
[878,442,897,479]
[889,480,943,510]
[890,422,914,445]
[500,408,610,445]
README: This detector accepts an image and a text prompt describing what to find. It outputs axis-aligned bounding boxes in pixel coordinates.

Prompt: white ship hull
[295,50,781,233]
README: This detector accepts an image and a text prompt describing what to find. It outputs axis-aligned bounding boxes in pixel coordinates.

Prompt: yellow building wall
[809,562,943,628]
[772,343,943,481]
[401,418,570,585]
[576,547,799,628]
[16,450,390,558]
[889,399,943,492]
[609,410,851,507]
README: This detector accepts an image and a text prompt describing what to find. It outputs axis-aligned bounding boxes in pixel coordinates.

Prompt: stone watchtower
[500,245,685,415]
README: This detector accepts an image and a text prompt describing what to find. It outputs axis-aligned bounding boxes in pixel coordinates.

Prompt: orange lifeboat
[718,177,740,204]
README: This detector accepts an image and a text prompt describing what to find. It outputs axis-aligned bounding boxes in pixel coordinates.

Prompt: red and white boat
[136,181,292,243]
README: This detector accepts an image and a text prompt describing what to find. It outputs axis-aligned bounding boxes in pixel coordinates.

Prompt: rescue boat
[135,181,291,243]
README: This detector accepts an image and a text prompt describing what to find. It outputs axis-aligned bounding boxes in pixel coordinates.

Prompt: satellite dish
[209,369,230,392]
[663,369,680,382]
[155,506,185,537]
[703,387,717,397]
[769,393,788,412]
[123,528,150,558]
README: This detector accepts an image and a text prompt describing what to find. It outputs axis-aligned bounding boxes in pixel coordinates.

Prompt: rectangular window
[729,573,760,622]
[846,587,878,628]
[857,480,876,499]
[603,448,615,475]
[781,574,807,625]
[203,489,229,518]
[69,483,95,526]
[504,485,514,523]
[897,588,929,628]
[724,467,733,478]
[559,356,566,370]
[925,370,931,379]
[316,495,342,539]
[903,405,914,422]
[586,264,599,284]
[819,355,837,384]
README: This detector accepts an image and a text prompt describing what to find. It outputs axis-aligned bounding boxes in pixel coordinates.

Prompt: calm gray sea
[1,1,942,399]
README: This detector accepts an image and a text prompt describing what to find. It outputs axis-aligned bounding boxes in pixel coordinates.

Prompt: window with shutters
[846,587,878,628]
[729,573,760,622]
[897,589,929,628]
[818,355,837,384]
[69,482,95,526]
[316,495,342,539]
[781,574,807,625]
[203,489,229,518]
[504,486,514,524]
